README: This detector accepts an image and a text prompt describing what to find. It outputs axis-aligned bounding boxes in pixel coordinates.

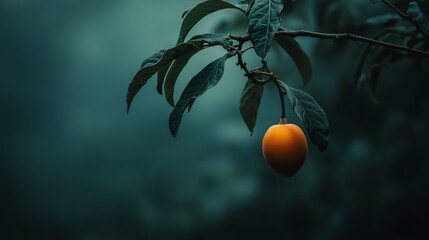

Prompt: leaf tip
[157,88,163,95]
[126,98,131,115]
[166,97,176,107]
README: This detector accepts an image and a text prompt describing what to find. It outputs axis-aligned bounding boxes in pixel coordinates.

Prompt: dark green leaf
[164,51,198,107]
[169,55,228,138]
[248,0,283,58]
[189,33,231,49]
[365,14,401,26]
[365,48,396,101]
[182,8,191,19]
[178,0,245,44]
[355,26,412,89]
[156,63,171,95]
[274,35,312,86]
[127,43,201,113]
[236,0,250,11]
[187,97,197,113]
[240,80,264,134]
[408,0,429,35]
[355,28,408,100]
[252,65,272,81]
[355,45,372,88]
[164,33,230,107]
[127,34,230,112]
[140,49,166,68]
[281,82,329,152]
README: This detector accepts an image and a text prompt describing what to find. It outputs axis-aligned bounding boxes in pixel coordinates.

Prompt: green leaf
[240,80,264,134]
[236,0,250,11]
[248,0,283,58]
[140,49,166,68]
[355,28,408,100]
[281,82,329,152]
[187,97,197,113]
[169,55,228,138]
[354,26,411,87]
[365,48,397,101]
[126,43,201,113]
[127,34,231,112]
[182,8,191,19]
[274,35,312,86]
[365,14,401,26]
[164,33,230,107]
[164,51,198,107]
[355,45,372,88]
[156,63,171,95]
[178,0,245,44]
[189,33,231,49]
[408,0,429,36]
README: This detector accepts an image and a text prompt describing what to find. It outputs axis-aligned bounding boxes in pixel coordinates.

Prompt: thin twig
[381,0,408,18]
[275,29,429,58]
[229,35,260,84]
[241,46,255,54]
[273,79,286,119]
[230,35,286,119]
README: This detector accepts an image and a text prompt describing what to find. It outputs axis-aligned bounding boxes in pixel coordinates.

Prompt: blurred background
[1,0,428,239]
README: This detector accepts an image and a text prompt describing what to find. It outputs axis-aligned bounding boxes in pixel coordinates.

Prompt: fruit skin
[262,123,308,177]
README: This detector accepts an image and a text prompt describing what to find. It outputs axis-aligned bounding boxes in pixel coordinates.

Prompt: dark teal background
[1,0,428,239]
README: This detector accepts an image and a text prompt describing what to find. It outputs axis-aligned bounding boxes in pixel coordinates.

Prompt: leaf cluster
[357,0,429,101]
[130,0,429,152]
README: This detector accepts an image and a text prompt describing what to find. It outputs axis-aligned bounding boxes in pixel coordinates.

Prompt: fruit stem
[273,79,287,121]
[280,91,286,119]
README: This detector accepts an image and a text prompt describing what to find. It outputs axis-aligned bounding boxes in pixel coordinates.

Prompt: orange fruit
[262,120,308,177]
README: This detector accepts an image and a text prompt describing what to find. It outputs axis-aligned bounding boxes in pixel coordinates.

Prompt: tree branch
[275,29,429,58]
[229,35,263,85]
[381,0,408,18]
